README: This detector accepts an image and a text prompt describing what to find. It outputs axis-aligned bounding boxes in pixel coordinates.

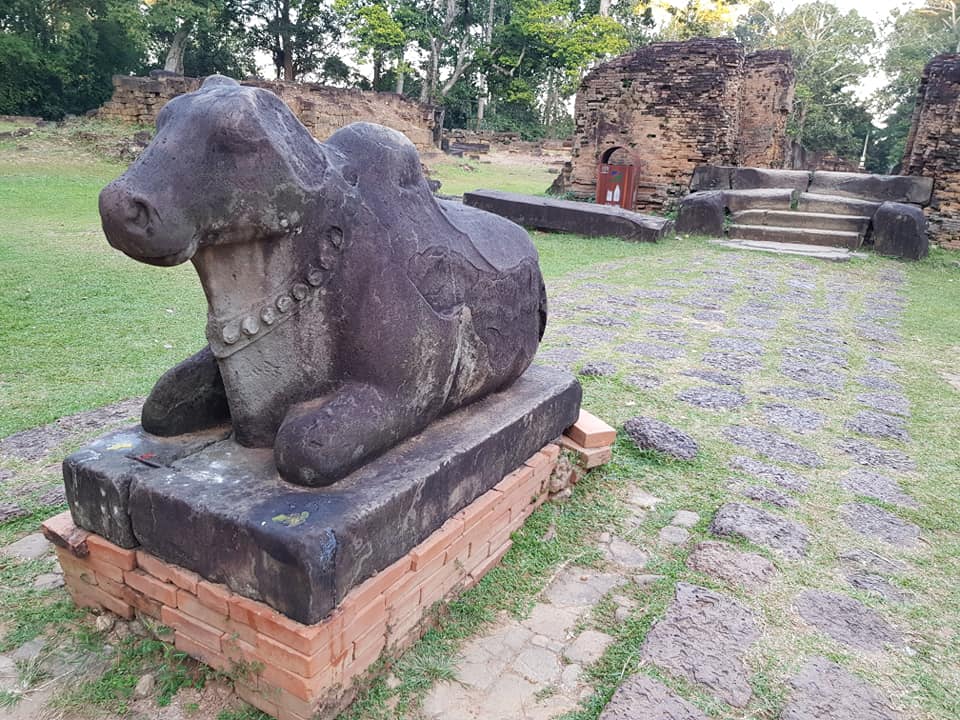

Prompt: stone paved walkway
[423,248,955,719]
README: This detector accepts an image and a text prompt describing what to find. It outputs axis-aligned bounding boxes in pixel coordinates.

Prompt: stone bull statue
[99,75,546,487]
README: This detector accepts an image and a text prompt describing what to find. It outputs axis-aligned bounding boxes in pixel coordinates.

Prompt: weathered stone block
[732,168,810,192]
[689,165,733,192]
[676,191,725,237]
[809,171,934,205]
[872,201,928,260]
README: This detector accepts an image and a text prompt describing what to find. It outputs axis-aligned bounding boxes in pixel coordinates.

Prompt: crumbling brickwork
[560,39,794,212]
[98,75,440,154]
[902,53,960,249]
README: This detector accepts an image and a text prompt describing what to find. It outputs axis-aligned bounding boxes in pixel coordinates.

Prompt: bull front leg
[274,382,412,487]
[141,346,232,436]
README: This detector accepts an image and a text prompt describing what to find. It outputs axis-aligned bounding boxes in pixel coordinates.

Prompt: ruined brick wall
[739,50,794,168]
[562,39,794,212]
[98,75,439,154]
[902,54,960,248]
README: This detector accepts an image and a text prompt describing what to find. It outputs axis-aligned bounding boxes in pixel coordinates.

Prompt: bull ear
[202,75,240,91]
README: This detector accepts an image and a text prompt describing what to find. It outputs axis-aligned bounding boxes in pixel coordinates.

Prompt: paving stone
[560,663,583,688]
[647,329,687,343]
[1,533,50,561]
[33,573,65,591]
[686,540,776,590]
[641,582,759,707]
[477,671,538,717]
[602,537,649,569]
[617,342,684,360]
[729,455,810,492]
[702,352,761,372]
[857,323,901,344]
[561,324,618,343]
[794,590,903,650]
[710,502,809,558]
[521,604,581,642]
[599,674,709,720]
[865,357,902,375]
[544,568,625,609]
[857,374,903,393]
[782,656,902,720]
[758,385,834,401]
[626,489,662,510]
[579,361,618,378]
[780,360,846,389]
[680,369,742,387]
[739,484,798,509]
[762,403,826,434]
[841,503,920,547]
[694,310,726,323]
[724,426,823,467]
[587,316,629,328]
[672,510,700,528]
[856,392,910,417]
[658,525,690,546]
[536,347,586,369]
[841,469,917,508]
[837,438,915,471]
[710,337,764,355]
[625,373,662,390]
[783,345,848,368]
[846,410,910,442]
[845,572,911,603]
[0,502,28,524]
[624,416,699,460]
[677,386,747,410]
[37,486,66,506]
[512,645,563,684]
[838,548,909,575]
[563,630,614,665]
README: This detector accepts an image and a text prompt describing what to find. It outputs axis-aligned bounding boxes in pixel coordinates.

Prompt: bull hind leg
[141,346,231,436]
[274,382,414,487]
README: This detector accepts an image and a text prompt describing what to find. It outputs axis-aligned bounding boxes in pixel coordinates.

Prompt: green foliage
[659,0,741,40]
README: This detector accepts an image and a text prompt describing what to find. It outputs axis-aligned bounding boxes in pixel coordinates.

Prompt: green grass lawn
[2,127,960,720]
[426,154,559,197]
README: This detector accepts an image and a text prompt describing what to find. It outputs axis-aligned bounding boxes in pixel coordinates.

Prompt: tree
[145,0,254,76]
[876,1,960,169]
[243,0,342,81]
[659,0,741,40]
[336,0,410,89]
[735,1,877,161]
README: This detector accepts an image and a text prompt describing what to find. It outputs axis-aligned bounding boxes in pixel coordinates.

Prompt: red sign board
[596,163,636,209]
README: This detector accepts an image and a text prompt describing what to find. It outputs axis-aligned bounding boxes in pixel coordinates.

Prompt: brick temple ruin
[98,74,441,154]
[902,53,960,249]
[554,39,795,212]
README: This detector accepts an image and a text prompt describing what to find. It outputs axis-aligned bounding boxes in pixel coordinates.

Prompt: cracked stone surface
[600,536,649,569]
[676,386,747,410]
[641,583,760,707]
[599,674,709,720]
[739,484,798,509]
[563,630,614,665]
[794,590,903,650]
[680,368,742,387]
[780,360,846,389]
[781,656,902,720]
[858,374,903,392]
[841,503,921,547]
[625,373,662,390]
[729,455,810,492]
[846,410,910,442]
[624,416,699,460]
[710,337,764,355]
[616,342,684,360]
[762,403,826,434]
[841,469,917,508]
[687,540,777,590]
[865,357,902,375]
[724,425,823,467]
[659,525,690,546]
[837,438,915,471]
[759,385,834,401]
[710,502,810,558]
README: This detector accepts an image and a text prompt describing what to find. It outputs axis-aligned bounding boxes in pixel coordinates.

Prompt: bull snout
[99,181,196,266]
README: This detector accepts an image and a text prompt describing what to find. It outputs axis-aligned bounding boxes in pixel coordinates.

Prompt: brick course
[45,417,616,719]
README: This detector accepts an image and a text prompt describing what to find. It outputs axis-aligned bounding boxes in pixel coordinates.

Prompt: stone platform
[63,366,581,624]
[462,190,674,242]
[46,410,617,720]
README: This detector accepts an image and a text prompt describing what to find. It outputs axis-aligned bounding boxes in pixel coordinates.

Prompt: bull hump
[436,200,536,272]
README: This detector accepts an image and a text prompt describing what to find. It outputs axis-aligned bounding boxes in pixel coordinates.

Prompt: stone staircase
[676,167,933,259]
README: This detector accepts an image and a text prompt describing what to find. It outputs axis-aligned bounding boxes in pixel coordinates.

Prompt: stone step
[708,239,856,262]
[796,192,880,217]
[731,210,870,235]
[728,224,862,250]
[722,188,796,212]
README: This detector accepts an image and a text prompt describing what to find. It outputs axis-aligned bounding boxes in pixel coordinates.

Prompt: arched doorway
[596,146,637,210]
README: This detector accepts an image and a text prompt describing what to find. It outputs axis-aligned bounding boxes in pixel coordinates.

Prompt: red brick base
[44,412,615,720]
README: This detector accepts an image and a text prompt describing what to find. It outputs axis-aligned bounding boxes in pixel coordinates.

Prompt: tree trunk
[599,0,612,16]
[373,51,383,89]
[282,0,294,81]
[395,48,406,94]
[477,0,495,126]
[164,23,192,75]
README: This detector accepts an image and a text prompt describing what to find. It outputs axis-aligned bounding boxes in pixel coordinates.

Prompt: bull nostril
[127,199,151,229]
